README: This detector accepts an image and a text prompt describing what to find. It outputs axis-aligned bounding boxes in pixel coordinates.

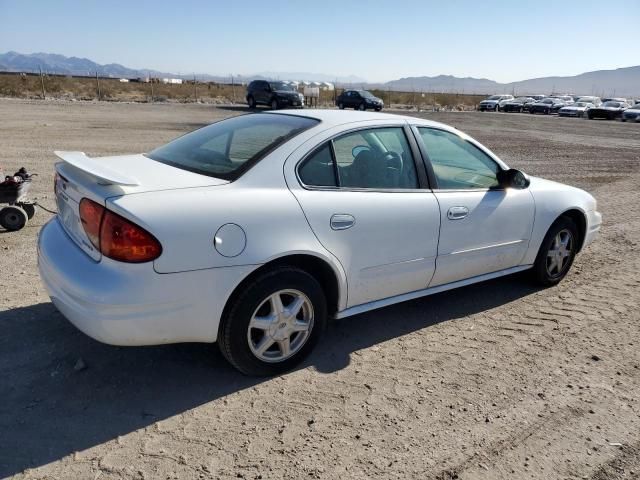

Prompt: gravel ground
[1,99,640,480]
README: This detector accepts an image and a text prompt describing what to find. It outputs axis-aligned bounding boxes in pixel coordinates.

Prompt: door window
[418,128,500,189]
[332,128,418,189]
[298,143,338,187]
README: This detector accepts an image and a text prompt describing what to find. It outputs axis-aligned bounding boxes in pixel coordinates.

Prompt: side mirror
[497,168,530,189]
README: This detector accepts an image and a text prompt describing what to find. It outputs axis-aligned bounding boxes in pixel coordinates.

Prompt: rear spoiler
[54,151,140,186]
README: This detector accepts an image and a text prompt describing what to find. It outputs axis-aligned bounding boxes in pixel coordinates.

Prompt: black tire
[375,107,382,111]
[218,266,327,376]
[358,103,366,111]
[0,205,28,231]
[271,99,279,110]
[338,102,344,109]
[247,96,256,109]
[18,202,36,220]
[530,216,579,287]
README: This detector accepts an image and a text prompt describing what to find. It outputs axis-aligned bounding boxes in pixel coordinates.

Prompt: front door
[286,124,440,307]
[414,126,535,286]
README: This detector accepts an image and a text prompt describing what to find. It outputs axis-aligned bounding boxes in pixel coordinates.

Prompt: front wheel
[531,216,578,286]
[271,99,279,110]
[247,96,256,109]
[218,267,327,376]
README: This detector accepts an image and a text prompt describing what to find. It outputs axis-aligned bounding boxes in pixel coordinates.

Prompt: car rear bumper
[38,218,254,346]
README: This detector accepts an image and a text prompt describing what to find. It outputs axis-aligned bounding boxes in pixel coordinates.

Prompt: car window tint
[418,128,499,189]
[332,128,418,189]
[200,132,230,156]
[298,143,337,187]
[147,114,318,180]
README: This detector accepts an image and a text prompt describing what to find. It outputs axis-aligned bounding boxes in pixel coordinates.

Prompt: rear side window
[298,144,337,187]
[298,127,418,190]
[147,114,318,180]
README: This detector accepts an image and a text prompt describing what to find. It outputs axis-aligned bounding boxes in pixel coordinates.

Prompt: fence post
[193,74,198,103]
[38,65,46,99]
[95,71,101,100]
[231,75,236,104]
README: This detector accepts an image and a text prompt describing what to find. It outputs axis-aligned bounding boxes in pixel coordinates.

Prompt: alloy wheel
[546,229,573,278]
[247,289,314,363]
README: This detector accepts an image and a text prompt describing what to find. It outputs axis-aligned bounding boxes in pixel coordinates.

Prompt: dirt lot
[1,99,639,480]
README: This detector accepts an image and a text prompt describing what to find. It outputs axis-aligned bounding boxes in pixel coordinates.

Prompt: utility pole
[231,74,236,104]
[38,65,46,99]
[193,74,198,102]
[95,71,101,100]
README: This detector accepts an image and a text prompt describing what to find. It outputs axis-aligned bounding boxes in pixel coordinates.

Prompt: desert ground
[1,99,639,480]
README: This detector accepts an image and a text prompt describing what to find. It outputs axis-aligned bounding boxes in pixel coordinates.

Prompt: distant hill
[0,51,364,84]
[382,67,640,97]
[1,51,638,97]
[0,51,158,78]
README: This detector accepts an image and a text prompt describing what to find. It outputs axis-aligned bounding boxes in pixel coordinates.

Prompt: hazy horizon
[1,0,638,83]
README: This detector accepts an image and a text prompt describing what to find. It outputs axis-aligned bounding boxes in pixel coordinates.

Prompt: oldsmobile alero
[38,110,602,375]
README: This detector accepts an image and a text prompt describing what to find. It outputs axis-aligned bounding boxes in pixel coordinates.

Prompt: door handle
[447,206,469,220]
[330,214,355,230]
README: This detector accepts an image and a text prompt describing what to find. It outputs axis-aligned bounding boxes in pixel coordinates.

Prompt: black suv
[336,90,384,111]
[246,80,304,110]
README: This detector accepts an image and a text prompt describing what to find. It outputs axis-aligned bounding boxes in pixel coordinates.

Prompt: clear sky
[0,0,638,83]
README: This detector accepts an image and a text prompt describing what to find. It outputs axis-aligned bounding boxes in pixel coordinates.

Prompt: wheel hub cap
[546,229,573,277]
[247,289,314,363]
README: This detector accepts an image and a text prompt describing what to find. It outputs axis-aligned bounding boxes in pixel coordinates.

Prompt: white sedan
[38,110,601,375]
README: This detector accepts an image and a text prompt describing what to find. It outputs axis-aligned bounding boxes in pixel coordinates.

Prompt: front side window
[147,114,318,180]
[332,127,418,189]
[418,128,500,189]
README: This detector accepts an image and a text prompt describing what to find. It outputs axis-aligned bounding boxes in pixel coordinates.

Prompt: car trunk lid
[53,151,228,260]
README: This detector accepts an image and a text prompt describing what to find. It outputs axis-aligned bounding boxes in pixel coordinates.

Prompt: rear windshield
[146,114,318,180]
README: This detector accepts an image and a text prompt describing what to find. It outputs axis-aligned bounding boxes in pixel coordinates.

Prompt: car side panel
[430,189,535,286]
[521,176,600,265]
[107,185,344,284]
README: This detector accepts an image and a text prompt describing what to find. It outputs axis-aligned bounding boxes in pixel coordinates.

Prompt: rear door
[285,121,440,308]
[414,126,535,286]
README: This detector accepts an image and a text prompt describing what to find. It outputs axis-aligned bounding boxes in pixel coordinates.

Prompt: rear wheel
[218,267,327,376]
[338,102,344,109]
[531,216,578,286]
[247,96,256,109]
[0,206,28,231]
[358,103,366,111]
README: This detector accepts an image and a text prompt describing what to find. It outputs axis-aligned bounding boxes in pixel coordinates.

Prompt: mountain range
[1,51,638,97]
[382,67,640,97]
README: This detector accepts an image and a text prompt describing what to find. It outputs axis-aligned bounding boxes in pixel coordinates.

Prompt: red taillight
[79,198,104,249]
[78,198,162,263]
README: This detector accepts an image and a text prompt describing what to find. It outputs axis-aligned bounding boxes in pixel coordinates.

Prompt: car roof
[265,109,449,130]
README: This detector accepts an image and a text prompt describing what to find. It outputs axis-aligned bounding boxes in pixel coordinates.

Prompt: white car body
[479,95,514,111]
[558,102,594,117]
[576,96,602,107]
[38,110,601,348]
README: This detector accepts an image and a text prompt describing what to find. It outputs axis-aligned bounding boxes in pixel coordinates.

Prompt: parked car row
[479,93,640,121]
